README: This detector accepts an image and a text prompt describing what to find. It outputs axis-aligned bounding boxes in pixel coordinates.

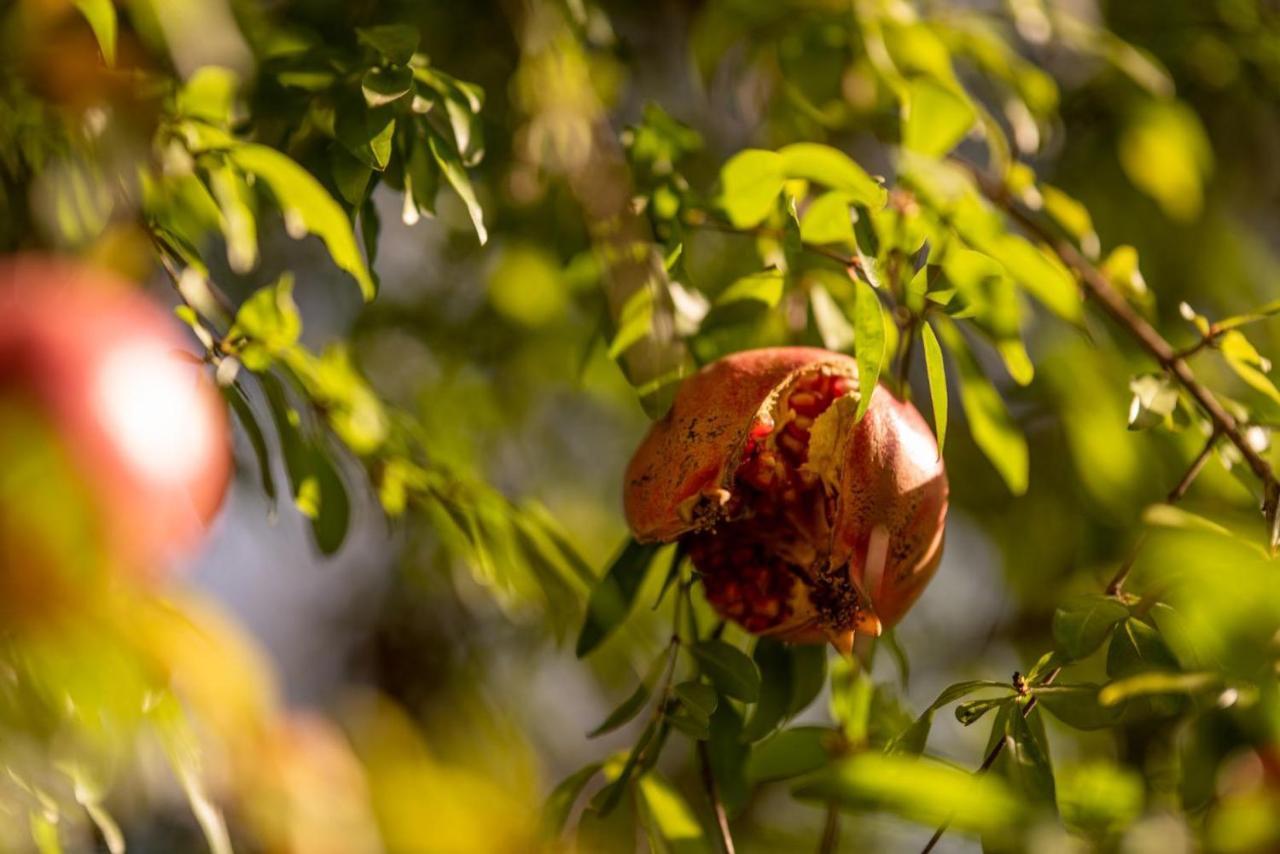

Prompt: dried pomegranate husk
[623,347,948,652]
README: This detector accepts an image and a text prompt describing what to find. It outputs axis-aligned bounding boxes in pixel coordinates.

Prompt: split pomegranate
[624,347,948,653]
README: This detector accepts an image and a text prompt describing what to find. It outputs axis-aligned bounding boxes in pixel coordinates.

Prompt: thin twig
[697,740,736,854]
[919,667,1061,854]
[963,166,1278,520]
[818,802,840,854]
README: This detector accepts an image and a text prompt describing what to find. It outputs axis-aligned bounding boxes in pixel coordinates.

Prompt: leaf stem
[818,802,840,854]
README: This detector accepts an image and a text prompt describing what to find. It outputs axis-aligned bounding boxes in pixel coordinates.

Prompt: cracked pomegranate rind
[623,347,948,651]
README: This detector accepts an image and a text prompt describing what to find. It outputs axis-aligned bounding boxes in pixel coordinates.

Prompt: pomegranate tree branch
[919,666,1061,854]
[697,740,736,854]
[964,167,1279,525]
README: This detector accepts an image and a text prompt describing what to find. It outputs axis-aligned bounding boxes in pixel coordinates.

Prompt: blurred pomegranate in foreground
[0,255,231,590]
[624,347,948,653]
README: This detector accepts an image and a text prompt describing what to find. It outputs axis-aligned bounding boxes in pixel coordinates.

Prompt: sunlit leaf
[801,192,856,246]
[637,775,710,853]
[902,77,976,157]
[73,0,118,65]
[921,322,947,451]
[428,132,487,244]
[719,150,785,228]
[935,319,1029,494]
[778,143,887,209]
[792,753,1023,833]
[853,278,885,422]
[1220,330,1280,405]
[229,144,376,299]
[1119,101,1213,222]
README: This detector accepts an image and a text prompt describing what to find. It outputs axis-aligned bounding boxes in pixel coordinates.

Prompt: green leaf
[742,639,790,742]
[589,652,669,738]
[1041,185,1099,256]
[955,696,1010,726]
[330,147,373,208]
[637,775,710,853]
[1032,685,1124,730]
[706,699,749,815]
[852,279,885,421]
[1004,708,1056,807]
[176,66,238,125]
[205,162,258,274]
[719,150,785,228]
[361,66,414,107]
[888,680,1010,755]
[715,270,785,308]
[335,102,396,171]
[607,285,655,360]
[746,727,831,783]
[902,78,976,157]
[228,144,376,300]
[543,763,601,838]
[1221,330,1280,405]
[300,443,350,556]
[222,383,276,508]
[981,234,1082,324]
[73,0,117,65]
[576,540,663,657]
[777,144,887,208]
[691,640,761,702]
[1106,618,1179,679]
[920,322,947,451]
[800,192,856,246]
[229,275,301,371]
[1052,596,1129,660]
[356,24,419,65]
[1119,101,1212,222]
[1098,671,1221,706]
[674,681,719,721]
[428,132,487,244]
[935,319,1028,494]
[809,282,855,353]
[787,644,828,716]
[1127,374,1179,430]
[792,753,1022,834]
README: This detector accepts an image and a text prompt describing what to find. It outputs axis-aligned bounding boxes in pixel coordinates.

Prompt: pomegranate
[0,255,232,586]
[624,347,948,653]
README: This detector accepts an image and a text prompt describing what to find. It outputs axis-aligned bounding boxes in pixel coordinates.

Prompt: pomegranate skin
[623,346,948,647]
[624,347,843,543]
[0,255,233,576]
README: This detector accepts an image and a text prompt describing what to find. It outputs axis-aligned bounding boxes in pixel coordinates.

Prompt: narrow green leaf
[543,763,601,838]
[719,149,785,228]
[1106,618,1179,680]
[691,640,761,702]
[576,540,662,657]
[361,66,413,107]
[674,681,719,720]
[853,279,885,421]
[1052,596,1129,660]
[1098,671,1221,706]
[792,753,1022,833]
[1033,684,1124,730]
[428,132,487,244]
[935,319,1028,494]
[920,322,947,451]
[742,639,791,742]
[902,78,976,157]
[356,24,419,64]
[1004,708,1056,807]
[222,383,276,507]
[746,727,832,783]
[73,0,117,65]
[229,144,375,300]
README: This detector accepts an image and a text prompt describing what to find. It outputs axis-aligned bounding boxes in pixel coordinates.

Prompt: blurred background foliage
[1,0,1280,851]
